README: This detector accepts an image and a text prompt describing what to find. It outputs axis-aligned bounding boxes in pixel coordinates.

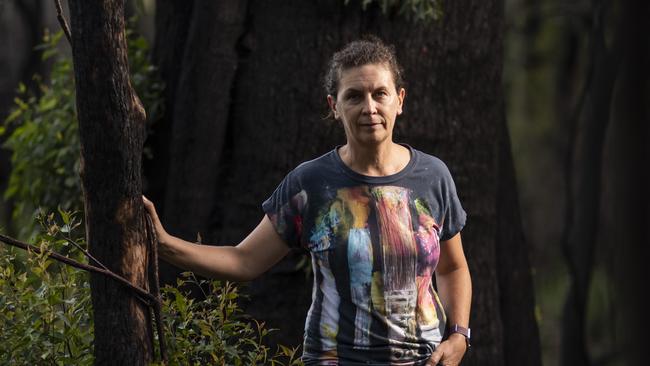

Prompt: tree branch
[0,232,158,306]
[145,213,167,363]
[64,234,109,271]
[54,0,72,45]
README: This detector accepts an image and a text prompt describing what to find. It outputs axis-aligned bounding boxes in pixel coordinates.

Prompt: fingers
[427,349,443,365]
[142,195,162,227]
[142,195,170,243]
[427,340,465,366]
[142,195,157,216]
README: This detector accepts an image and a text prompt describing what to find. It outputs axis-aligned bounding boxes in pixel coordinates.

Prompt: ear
[396,88,406,116]
[327,95,339,119]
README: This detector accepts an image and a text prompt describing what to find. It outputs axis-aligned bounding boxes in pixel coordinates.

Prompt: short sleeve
[439,164,467,241]
[261,170,307,249]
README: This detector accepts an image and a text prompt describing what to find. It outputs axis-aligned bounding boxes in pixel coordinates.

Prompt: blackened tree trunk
[149,0,540,364]
[147,0,196,285]
[67,1,152,364]
[606,2,649,366]
[560,2,621,365]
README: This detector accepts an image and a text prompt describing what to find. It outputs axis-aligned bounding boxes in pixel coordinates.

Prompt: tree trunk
[67,1,152,364]
[147,0,196,285]
[606,2,649,366]
[150,0,540,363]
[495,111,542,366]
[560,2,621,365]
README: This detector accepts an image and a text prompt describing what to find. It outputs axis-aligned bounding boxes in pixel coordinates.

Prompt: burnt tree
[147,1,541,364]
[67,0,152,364]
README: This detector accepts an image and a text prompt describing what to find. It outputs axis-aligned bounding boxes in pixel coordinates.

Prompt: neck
[339,141,410,177]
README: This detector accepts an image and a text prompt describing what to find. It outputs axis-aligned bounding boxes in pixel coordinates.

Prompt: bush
[158,274,302,366]
[0,211,303,365]
[0,210,93,365]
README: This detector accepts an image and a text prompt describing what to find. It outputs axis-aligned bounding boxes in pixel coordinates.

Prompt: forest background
[0,0,647,365]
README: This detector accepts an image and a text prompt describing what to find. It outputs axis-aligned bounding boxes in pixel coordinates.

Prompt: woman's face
[327,63,405,147]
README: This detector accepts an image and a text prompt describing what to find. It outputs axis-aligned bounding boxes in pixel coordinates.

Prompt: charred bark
[606,2,649,366]
[495,112,542,366]
[67,0,152,364]
[161,0,248,245]
[145,0,194,215]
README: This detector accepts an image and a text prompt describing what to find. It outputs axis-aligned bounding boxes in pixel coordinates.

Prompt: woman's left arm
[427,232,472,366]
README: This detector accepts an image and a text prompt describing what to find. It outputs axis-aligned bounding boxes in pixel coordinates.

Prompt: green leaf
[5,108,22,123]
[38,97,57,112]
[13,97,28,110]
[58,207,70,225]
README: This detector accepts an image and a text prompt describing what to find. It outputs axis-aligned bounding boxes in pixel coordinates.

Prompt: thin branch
[64,234,109,271]
[146,213,167,363]
[59,271,75,359]
[0,232,158,306]
[53,0,72,45]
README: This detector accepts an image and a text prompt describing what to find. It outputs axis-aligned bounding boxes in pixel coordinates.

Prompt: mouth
[359,123,383,131]
[359,120,384,127]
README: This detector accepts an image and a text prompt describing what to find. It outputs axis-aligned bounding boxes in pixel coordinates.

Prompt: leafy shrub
[0,210,93,365]
[1,211,303,365]
[157,273,302,366]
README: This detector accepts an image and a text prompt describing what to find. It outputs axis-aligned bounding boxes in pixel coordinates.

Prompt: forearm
[159,233,252,282]
[436,265,472,329]
[143,197,289,281]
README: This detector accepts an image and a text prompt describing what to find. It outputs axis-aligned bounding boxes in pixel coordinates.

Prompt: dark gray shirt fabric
[262,144,467,365]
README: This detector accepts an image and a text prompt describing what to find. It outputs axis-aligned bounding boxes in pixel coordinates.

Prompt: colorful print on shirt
[262,145,466,365]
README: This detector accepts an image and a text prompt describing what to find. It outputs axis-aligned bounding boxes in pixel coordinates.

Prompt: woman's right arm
[143,196,290,282]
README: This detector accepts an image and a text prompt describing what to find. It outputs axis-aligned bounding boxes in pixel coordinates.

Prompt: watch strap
[450,324,471,349]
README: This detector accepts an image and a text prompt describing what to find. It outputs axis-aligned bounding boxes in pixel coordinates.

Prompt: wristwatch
[450,324,471,349]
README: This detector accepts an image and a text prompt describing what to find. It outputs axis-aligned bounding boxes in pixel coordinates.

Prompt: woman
[144,37,471,366]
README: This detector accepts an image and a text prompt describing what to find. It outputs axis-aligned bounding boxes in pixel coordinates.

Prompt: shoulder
[288,149,338,181]
[411,146,453,177]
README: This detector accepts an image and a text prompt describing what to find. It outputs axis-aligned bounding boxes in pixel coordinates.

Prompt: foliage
[1,30,80,239]
[0,210,94,365]
[0,210,303,365]
[1,21,164,239]
[156,273,303,366]
[346,0,444,22]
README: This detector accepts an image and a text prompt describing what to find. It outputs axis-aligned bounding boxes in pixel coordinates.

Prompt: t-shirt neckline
[331,143,418,184]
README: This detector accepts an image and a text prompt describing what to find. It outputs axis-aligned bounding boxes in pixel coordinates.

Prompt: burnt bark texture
[605,2,649,366]
[149,0,540,364]
[67,0,152,364]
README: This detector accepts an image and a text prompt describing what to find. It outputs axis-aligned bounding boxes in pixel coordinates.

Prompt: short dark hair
[324,35,405,98]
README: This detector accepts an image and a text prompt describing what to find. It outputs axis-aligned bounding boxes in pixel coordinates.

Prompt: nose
[362,94,378,114]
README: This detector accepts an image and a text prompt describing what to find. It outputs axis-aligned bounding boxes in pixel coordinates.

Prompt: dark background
[1,1,647,365]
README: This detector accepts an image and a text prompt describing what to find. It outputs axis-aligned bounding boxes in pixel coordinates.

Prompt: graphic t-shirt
[262,144,467,366]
